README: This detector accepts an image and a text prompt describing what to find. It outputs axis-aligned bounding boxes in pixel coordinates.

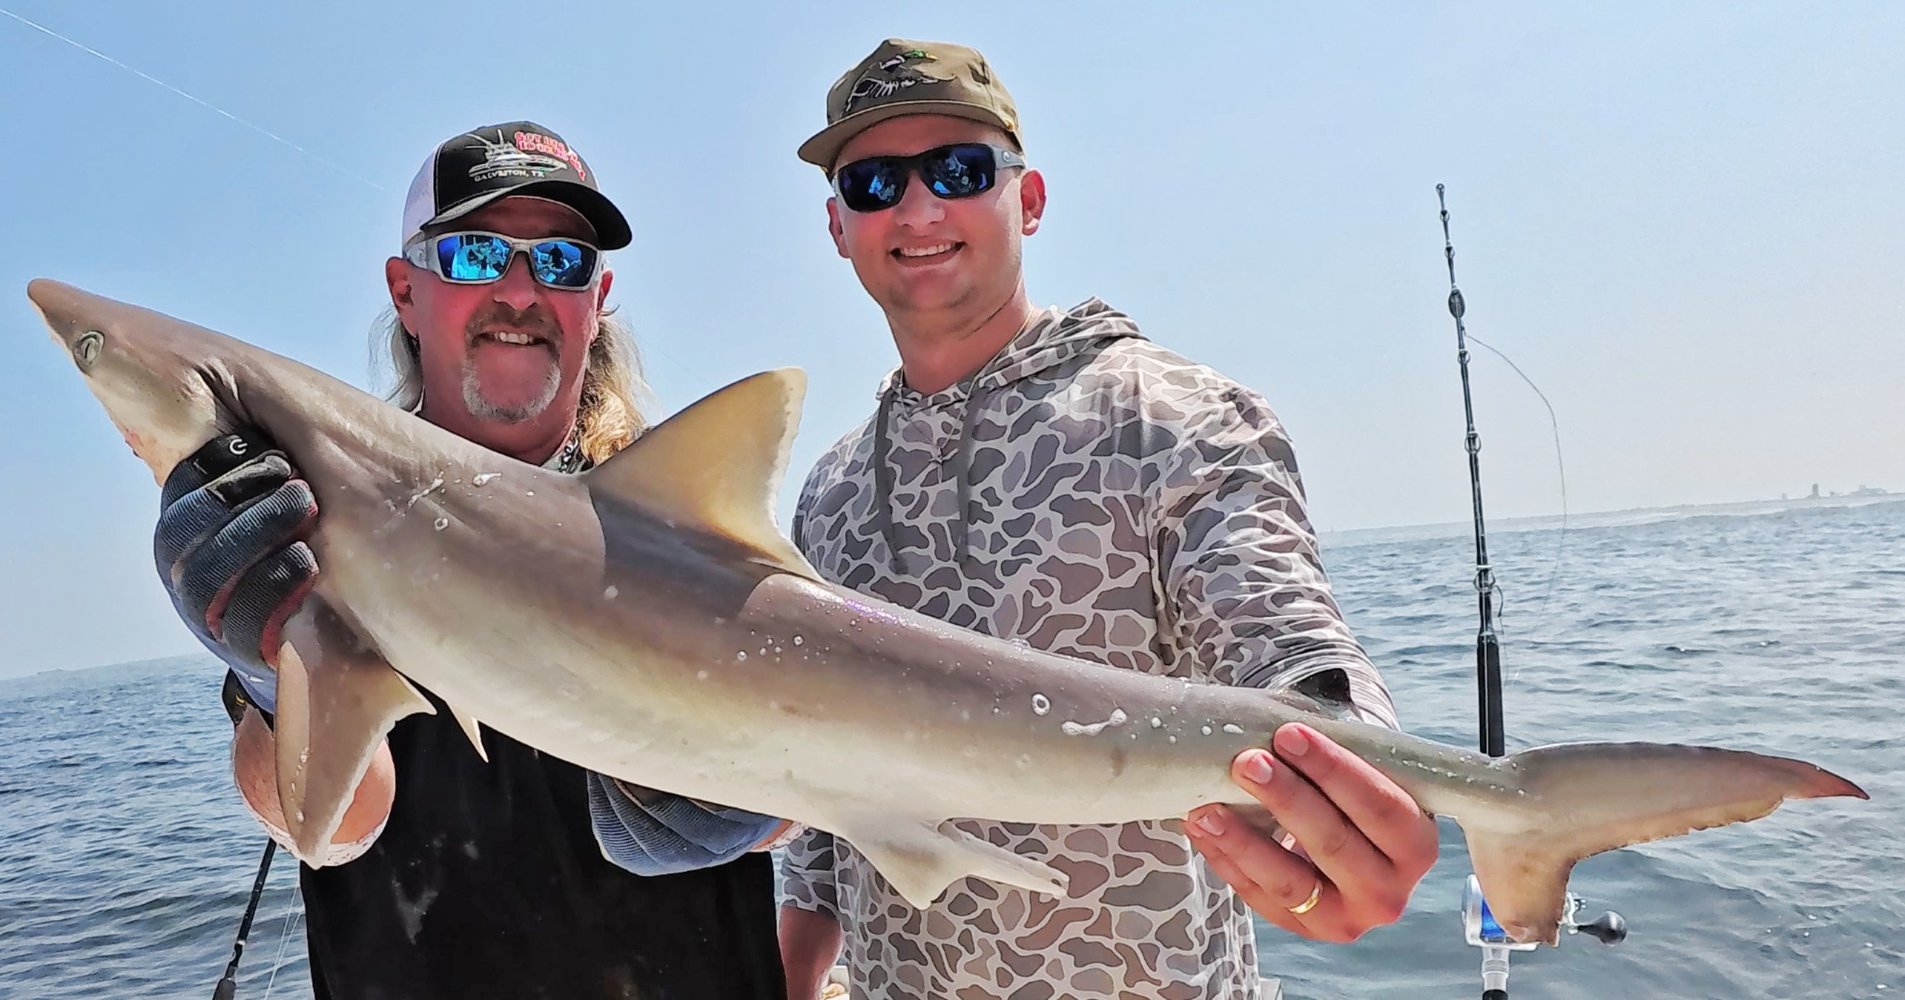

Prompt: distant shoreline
[1,651,207,686]
[1319,489,1905,545]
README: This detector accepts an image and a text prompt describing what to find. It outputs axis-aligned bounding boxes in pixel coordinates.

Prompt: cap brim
[796,101,1019,172]
[424,179,632,251]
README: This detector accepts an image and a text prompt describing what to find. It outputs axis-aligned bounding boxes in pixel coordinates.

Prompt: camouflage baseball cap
[797,38,1021,172]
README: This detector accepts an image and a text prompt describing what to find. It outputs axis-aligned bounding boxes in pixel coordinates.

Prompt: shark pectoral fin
[272,597,435,866]
[580,368,820,579]
[448,703,488,762]
[1467,741,1869,945]
[842,819,1070,911]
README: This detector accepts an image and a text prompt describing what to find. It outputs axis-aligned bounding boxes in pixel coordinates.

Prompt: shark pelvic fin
[582,368,819,579]
[271,597,435,866]
[841,817,1070,911]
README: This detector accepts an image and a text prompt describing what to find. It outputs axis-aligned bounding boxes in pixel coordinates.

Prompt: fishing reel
[1461,875,1629,950]
[1462,875,1629,1000]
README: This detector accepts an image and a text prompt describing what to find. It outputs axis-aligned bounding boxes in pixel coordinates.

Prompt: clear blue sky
[2,2,1899,677]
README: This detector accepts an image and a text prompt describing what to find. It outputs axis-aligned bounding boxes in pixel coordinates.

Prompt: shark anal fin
[581,368,819,579]
[840,818,1069,911]
[272,597,434,866]
[449,703,488,762]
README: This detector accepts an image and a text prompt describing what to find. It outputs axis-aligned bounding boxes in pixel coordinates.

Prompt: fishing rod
[1436,184,1506,761]
[211,839,276,1000]
[1435,185,1625,1000]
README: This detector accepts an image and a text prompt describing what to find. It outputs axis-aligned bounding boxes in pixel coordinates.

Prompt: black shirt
[291,688,785,1000]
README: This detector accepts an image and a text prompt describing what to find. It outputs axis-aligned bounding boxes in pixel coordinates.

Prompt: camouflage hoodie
[781,299,1396,1000]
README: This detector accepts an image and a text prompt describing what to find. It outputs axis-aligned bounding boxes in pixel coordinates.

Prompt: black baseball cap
[399,121,631,250]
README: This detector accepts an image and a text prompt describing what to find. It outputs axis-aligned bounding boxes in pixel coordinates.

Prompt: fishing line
[4,2,731,428]
[261,886,302,1000]
[1464,331,1569,657]
[4,2,744,414]
[0,4,385,192]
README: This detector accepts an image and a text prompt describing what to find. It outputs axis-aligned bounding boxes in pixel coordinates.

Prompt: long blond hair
[371,305,653,464]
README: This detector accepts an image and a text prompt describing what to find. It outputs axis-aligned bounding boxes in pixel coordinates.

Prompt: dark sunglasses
[831,142,1027,214]
[403,231,603,289]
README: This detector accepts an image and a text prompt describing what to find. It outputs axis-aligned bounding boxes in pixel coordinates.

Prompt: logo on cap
[842,49,951,115]
[463,128,589,185]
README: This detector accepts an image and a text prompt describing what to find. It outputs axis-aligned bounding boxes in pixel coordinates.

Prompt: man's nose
[490,253,541,310]
[891,172,947,229]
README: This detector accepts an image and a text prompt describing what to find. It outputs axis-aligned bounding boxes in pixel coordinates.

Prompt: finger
[1186,805,1326,915]
[220,541,319,668]
[1273,724,1433,867]
[154,454,296,573]
[1231,745,1391,894]
[1186,810,1336,938]
[175,479,318,634]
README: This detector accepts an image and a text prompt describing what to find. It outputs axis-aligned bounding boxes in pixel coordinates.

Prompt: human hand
[154,429,319,712]
[1187,723,1438,942]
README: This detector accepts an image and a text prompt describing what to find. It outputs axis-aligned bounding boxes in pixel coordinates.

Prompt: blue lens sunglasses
[403,231,603,289]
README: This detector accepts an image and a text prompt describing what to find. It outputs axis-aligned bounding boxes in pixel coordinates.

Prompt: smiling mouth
[475,330,553,348]
[892,242,961,263]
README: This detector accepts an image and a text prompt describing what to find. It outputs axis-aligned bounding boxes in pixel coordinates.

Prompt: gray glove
[154,430,318,713]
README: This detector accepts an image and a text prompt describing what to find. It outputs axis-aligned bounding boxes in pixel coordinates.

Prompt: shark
[26,277,1867,945]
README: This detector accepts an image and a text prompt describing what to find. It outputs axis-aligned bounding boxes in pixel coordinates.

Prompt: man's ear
[1019,169,1046,237]
[590,269,615,346]
[827,197,849,259]
[386,256,416,316]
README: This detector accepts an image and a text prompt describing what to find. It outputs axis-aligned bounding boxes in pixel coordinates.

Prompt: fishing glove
[154,429,320,716]
[586,773,788,875]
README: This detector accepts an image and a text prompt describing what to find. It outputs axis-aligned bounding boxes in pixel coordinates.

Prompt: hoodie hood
[869,298,1144,570]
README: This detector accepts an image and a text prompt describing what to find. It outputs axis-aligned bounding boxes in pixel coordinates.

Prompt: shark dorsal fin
[582,368,818,578]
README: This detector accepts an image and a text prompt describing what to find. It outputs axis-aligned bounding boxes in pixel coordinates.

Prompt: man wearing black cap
[154,121,791,999]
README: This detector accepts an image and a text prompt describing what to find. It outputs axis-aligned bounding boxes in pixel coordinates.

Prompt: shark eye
[73,330,104,370]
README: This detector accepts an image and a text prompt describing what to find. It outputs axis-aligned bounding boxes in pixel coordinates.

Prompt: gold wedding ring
[1287,880,1323,915]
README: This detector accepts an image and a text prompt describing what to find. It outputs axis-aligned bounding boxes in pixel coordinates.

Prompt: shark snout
[26,278,93,352]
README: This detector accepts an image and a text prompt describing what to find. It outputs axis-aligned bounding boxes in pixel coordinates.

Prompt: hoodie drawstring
[871,372,989,573]
[871,383,902,571]
[868,300,1134,574]
[948,378,992,568]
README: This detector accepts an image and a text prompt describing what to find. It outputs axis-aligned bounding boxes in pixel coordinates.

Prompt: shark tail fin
[1463,741,1866,945]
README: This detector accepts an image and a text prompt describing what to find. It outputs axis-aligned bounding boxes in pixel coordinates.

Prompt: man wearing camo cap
[775,38,1439,999]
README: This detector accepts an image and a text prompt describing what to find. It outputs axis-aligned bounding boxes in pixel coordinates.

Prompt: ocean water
[1,499,1899,999]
